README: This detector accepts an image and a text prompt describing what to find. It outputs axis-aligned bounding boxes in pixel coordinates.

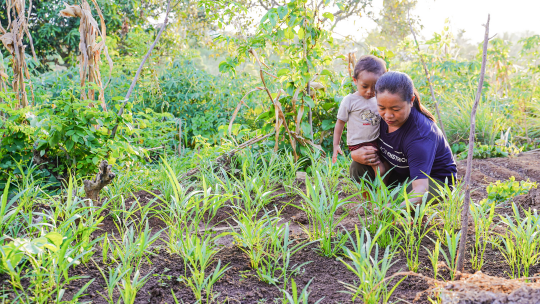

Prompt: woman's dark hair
[375,71,436,122]
[353,55,387,79]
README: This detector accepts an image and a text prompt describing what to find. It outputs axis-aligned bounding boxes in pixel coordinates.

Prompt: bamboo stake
[110,0,171,139]
[456,14,490,273]
[407,11,448,142]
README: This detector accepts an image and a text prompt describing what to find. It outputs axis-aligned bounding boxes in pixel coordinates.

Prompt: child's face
[353,71,379,99]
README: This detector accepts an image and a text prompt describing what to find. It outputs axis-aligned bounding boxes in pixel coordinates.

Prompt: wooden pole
[110,0,172,139]
[456,14,490,273]
[407,11,449,142]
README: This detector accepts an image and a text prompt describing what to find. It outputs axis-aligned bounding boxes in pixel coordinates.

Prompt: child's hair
[353,55,387,79]
[374,71,436,122]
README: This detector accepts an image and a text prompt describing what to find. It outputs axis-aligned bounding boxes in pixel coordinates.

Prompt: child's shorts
[348,140,379,152]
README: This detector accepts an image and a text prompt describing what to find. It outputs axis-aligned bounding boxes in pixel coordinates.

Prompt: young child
[332,55,387,179]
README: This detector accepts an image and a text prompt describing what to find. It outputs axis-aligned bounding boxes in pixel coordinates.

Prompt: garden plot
[1,152,540,303]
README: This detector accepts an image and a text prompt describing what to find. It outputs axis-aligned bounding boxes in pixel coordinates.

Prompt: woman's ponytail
[412,89,436,122]
[375,71,437,122]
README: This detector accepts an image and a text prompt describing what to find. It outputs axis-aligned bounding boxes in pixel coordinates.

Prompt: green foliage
[34,90,135,175]
[469,200,496,271]
[339,225,402,303]
[497,204,540,279]
[486,176,538,205]
[453,142,522,160]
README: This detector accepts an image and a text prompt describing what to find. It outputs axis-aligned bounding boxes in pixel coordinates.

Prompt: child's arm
[332,119,346,164]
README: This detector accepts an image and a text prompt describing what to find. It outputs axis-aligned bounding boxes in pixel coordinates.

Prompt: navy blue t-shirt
[378,107,457,182]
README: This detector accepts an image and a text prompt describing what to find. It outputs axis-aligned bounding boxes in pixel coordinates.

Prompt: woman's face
[376,91,414,129]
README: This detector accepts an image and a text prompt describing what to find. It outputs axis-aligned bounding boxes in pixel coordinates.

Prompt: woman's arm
[407,178,429,205]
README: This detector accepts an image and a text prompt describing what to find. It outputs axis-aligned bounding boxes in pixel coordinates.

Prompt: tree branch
[110,0,172,139]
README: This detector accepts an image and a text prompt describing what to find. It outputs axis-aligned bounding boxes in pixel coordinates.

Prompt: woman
[350,71,457,204]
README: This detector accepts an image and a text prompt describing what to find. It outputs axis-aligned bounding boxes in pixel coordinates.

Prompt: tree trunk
[83,160,115,204]
[456,14,490,273]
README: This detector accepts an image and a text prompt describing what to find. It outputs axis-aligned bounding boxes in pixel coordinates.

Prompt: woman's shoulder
[408,108,437,135]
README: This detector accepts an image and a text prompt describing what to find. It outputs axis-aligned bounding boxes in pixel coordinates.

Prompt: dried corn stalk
[0,0,37,108]
[59,0,113,111]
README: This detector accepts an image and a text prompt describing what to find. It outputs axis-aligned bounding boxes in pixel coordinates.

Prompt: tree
[364,0,418,50]
[238,0,373,29]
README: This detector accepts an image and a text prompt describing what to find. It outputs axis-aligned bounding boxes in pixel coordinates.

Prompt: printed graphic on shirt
[359,109,381,126]
[379,138,409,168]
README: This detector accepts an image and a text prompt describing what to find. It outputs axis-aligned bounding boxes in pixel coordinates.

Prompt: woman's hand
[332,145,343,164]
[350,146,380,166]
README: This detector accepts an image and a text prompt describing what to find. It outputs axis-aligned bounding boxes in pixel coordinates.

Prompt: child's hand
[332,145,343,164]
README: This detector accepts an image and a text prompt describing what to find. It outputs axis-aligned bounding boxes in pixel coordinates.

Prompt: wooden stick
[456,14,490,273]
[110,0,171,139]
[407,11,448,142]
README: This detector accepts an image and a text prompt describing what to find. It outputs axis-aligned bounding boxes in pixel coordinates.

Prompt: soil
[4,152,540,303]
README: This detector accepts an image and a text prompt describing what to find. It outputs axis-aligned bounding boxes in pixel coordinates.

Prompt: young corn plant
[496,204,540,279]
[110,223,162,272]
[281,278,324,304]
[257,223,313,286]
[440,230,461,280]
[431,178,464,246]
[231,210,281,270]
[469,199,496,271]
[0,178,25,237]
[392,193,436,272]
[338,225,403,303]
[177,231,230,302]
[294,171,351,257]
[95,263,129,304]
[357,174,409,248]
[117,269,152,304]
[424,240,441,279]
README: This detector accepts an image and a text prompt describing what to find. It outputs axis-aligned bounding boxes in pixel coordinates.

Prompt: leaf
[321,69,332,76]
[66,140,74,151]
[298,27,305,39]
[322,12,334,22]
[322,120,334,131]
[277,68,290,77]
[303,96,315,108]
[45,232,63,248]
[284,27,294,40]
[322,102,337,111]
[269,10,278,27]
[277,5,288,19]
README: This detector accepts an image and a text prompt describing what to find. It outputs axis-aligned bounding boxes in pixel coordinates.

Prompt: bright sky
[333,0,540,43]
